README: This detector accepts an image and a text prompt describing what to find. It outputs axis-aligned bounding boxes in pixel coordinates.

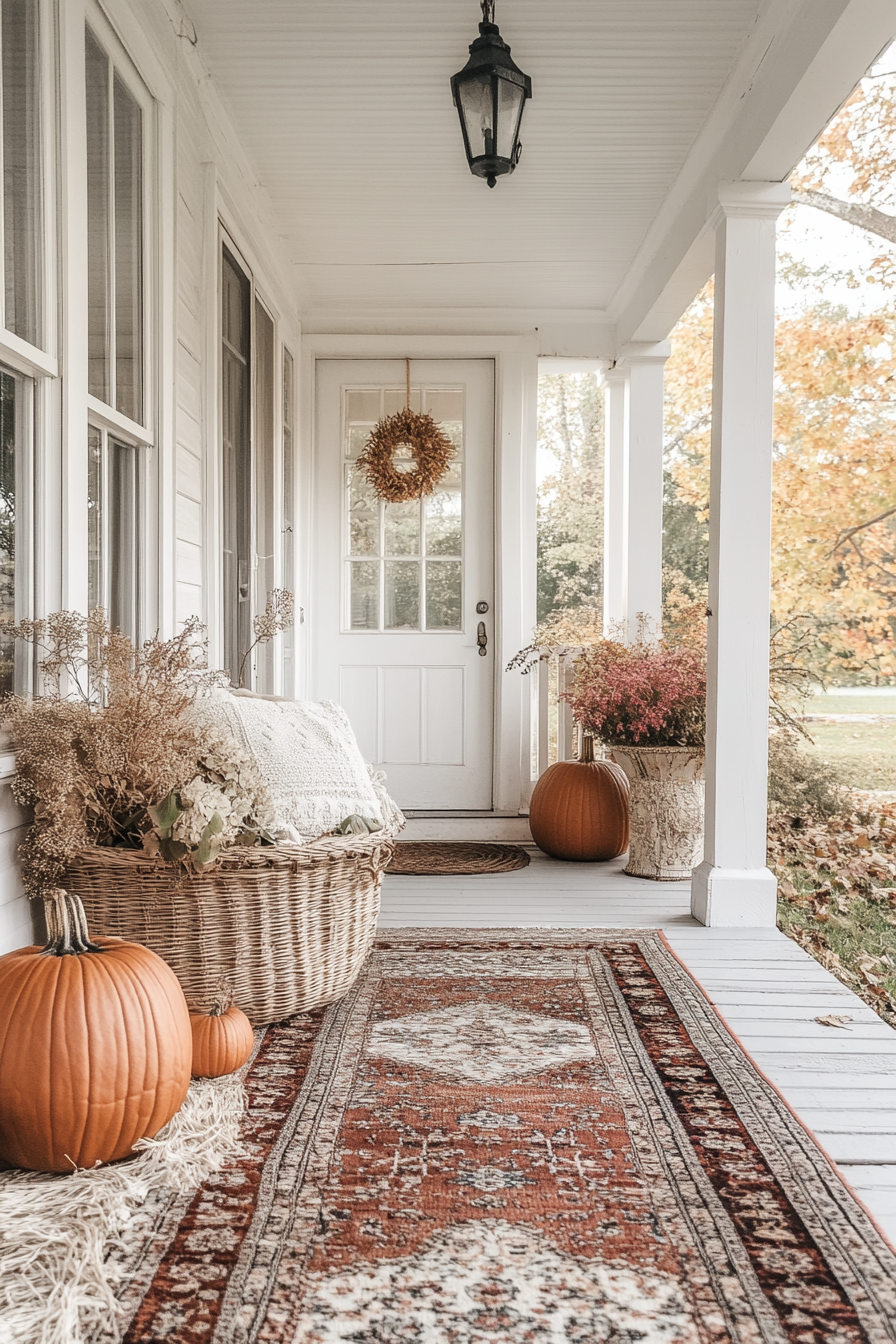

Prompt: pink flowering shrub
[566,634,706,747]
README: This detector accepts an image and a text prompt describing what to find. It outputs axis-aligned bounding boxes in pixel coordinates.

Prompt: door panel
[313,359,495,809]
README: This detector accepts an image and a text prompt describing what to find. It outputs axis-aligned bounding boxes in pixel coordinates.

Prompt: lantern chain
[480,0,495,25]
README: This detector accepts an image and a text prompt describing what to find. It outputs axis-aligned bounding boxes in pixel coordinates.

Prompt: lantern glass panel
[458,72,495,159]
[496,77,526,161]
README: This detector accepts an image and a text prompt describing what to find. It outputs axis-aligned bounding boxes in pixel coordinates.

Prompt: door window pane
[425,486,462,556]
[3,0,41,347]
[85,29,144,424]
[350,560,379,629]
[348,466,379,556]
[426,561,462,630]
[385,560,419,630]
[343,382,464,632]
[384,499,419,556]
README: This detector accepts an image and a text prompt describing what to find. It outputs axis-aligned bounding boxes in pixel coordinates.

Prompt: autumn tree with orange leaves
[665,62,896,682]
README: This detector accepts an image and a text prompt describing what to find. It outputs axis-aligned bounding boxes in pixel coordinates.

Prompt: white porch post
[602,367,626,634]
[691,181,790,928]
[619,342,669,639]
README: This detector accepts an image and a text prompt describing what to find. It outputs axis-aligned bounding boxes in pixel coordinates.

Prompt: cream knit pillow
[193,690,384,841]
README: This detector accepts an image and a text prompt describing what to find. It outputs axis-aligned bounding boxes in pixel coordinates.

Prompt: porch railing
[529,649,582,783]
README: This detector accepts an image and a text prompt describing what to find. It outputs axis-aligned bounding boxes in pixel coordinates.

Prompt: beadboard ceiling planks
[179,0,888,331]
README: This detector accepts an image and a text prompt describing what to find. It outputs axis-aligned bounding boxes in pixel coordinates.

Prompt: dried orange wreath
[356,406,454,504]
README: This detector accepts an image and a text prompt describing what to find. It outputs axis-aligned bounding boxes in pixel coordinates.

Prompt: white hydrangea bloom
[173,729,277,850]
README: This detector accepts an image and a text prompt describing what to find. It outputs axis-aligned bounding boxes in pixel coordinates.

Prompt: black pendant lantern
[451,0,532,188]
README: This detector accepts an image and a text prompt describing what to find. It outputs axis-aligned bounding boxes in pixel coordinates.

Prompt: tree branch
[827,503,896,558]
[791,189,896,245]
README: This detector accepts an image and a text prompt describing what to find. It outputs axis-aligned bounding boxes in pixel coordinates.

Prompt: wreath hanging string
[356,359,455,503]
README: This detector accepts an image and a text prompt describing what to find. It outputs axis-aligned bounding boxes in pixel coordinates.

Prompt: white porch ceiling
[181,0,894,335]
[182,0,766,322]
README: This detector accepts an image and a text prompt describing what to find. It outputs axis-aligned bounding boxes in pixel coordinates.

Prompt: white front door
[312,359,495,810]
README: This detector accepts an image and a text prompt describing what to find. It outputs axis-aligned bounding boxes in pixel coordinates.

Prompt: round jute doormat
[386,841,531,875]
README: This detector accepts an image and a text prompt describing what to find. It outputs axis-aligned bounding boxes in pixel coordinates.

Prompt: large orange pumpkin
[190,1002,254,1078]
[0,889,192,1172]
[529,736,630,861]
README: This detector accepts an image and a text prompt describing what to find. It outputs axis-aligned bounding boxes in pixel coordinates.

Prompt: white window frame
[0,0,57,380]
[83,10,154,438]
[86,414,149,642]
[215,222,293,692]
[69,0,167,633]
[0,363,36,693]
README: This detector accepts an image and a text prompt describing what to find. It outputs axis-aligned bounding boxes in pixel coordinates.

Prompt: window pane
[345,390,380,427]
[221,249,251,683]
[425,488,462,556]
[425,389,464,426]
[384,387,420,416]
[110,440,138,642]
[113,74,143,422]
[85,30,109,402]
[385,560,419,630]
[384,499,419,556]
[347,423,372,460]
[254,301,275,691]
[87,424,103,613]
[282,349,296,685]
[0,373,16,693]
[496,76,525,161]
[426,561,462,630]
[350,560,379,630]
[348,466,379,556]
[283,351,295,567]
[3,0,40,346]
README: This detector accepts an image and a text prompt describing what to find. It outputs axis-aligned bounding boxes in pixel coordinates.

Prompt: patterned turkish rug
[97,930,896,1344]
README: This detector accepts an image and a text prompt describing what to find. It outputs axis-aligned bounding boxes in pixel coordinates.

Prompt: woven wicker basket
[65,815,401,1026]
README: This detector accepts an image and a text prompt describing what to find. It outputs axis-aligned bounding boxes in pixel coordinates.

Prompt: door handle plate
[477,621,488,656]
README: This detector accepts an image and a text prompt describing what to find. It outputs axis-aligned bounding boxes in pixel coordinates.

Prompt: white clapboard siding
[380,854,896,1249]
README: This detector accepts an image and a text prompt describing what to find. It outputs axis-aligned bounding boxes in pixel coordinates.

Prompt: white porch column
[619,342,669,639]
[602,367,626,634]
[691,181,790,928]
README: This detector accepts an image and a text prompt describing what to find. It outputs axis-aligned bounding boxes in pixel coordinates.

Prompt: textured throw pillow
[192,690,384,840]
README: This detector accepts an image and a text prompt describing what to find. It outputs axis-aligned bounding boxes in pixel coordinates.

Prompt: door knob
[477,621,488,656]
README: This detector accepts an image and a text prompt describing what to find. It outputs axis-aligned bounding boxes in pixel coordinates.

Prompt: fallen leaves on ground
[771,798,896,1027]
[814,1014,853,1029]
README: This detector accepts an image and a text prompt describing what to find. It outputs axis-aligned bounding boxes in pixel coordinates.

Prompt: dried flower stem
[237,590,294,689]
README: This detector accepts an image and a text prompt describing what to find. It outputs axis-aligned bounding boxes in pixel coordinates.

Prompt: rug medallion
[98,931,896,1343]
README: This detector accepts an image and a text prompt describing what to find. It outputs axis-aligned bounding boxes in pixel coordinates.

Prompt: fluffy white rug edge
[0,1075,247,1344]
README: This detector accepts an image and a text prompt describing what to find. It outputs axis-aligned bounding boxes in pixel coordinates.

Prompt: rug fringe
[0,1075,247,1344]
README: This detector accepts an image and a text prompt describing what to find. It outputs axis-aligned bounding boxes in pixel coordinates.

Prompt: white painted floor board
[378,847,896,1251]
[381,848,695,929]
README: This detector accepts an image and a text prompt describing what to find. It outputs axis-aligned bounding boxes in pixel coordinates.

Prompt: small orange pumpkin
[190,1001,254,1078]
[0,889,192,1172]
[529,736,630,861]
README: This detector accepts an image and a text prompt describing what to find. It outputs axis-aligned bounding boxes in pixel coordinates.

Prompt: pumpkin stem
[580,734,595,764]
[42,889,103,956]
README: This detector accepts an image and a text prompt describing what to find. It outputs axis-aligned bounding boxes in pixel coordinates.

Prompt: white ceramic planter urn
[608,746,704,881]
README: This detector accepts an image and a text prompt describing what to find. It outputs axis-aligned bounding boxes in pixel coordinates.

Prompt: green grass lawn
[808,693,896,716]
[801,697,896,791]
[804,721,896,790]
